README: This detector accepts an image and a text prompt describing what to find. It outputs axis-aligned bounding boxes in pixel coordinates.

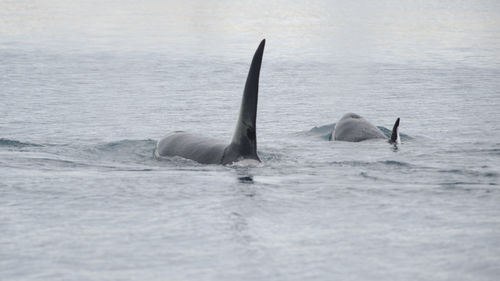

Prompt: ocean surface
[1,0,500,280]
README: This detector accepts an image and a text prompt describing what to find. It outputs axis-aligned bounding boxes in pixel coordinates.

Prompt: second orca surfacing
[155,40,265,165]
[332,113,400,144]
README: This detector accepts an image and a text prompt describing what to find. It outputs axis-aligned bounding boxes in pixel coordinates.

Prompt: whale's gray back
[333,113,387,142]
[156,132,226,164]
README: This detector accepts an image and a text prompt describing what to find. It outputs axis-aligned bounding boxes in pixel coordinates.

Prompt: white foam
[230,158,262,167]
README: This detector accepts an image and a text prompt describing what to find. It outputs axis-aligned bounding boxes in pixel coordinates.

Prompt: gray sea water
[1,0,500,280]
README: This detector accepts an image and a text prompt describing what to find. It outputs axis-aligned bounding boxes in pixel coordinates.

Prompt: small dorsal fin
[389,117,400,144]
[228,39,265,161]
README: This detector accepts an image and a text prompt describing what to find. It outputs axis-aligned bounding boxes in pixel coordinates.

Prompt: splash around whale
[155,39,265,165]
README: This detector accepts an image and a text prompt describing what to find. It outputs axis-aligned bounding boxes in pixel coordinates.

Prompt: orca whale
[155,40,265,165]
[332,113,400,143]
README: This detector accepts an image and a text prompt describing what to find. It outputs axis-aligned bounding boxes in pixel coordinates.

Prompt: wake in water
[1,135,497,188]
[0,138,158,171]
[0,137,271,172]
[0,138,43,148]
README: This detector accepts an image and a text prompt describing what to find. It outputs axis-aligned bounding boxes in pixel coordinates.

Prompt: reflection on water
[1,0,499,64]
[238,176,254,184]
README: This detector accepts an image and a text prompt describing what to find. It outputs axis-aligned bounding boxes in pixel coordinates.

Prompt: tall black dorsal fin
[389,117,400,144]
[229,39,265,160]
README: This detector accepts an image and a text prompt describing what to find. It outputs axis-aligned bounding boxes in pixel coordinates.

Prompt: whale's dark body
[333,113,400,143]
[155,40,265,165]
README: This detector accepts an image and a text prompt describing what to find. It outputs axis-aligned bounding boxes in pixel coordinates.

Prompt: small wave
[444,148,500,156]
[27,157,99,169]
[0,138,43,148]
[327,160,413,168]
[258,151,285,162]
[94,139,157,151]
[489,149,500,155]
[58,139,158,168]
[439,169,498,178]
[88,139,157,161]
[360,171,380,180]
[439,182,498,191]
[380,160,412,167]
[304,123,336,140]
[441,181,482,186]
